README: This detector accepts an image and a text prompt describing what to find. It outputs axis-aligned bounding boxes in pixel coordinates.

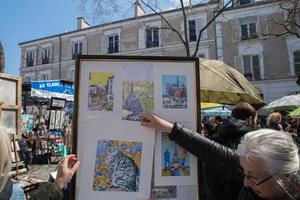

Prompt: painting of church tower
[162,75,187,109]
[122,64,154,121]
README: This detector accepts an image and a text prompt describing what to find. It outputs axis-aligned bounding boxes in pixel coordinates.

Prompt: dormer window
[146,28,159,48]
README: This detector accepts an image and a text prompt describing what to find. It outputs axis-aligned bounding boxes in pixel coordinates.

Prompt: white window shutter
[82,39,87,54]
[230,19,241,43]
[49,46,53,63]
[234,55,243,74]
[258,15,268,37]
[138,28,145,49]
[100,35,106,54]
[33,50,37,66]
[23,51,26,67]
[196,18,207,40]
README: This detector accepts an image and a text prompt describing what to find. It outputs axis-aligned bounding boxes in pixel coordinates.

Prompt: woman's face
[240,156,285,199]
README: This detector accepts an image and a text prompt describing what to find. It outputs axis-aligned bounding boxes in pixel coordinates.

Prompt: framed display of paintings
[73,55,200,200]
[0,73,22,136]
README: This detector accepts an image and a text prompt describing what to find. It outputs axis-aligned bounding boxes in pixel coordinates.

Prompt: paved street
[27,164,57,181]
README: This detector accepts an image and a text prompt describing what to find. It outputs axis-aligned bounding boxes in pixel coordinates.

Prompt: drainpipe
[59,35,62,79]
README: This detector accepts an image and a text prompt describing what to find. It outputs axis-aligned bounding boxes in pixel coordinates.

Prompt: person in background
[0,124,80,200]
[141,113,300,200]
[212,116,222,133]
[214,102,257,149]
[266,112,283,131]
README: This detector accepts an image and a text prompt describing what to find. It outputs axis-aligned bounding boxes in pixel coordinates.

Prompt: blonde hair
[266,112,282,127]
[0,124,11,192]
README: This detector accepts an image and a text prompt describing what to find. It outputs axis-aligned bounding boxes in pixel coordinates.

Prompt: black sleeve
[169,122,241,177]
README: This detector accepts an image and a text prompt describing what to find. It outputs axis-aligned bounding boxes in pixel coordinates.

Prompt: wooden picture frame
[72,55,200,200]
[0,73,22,136]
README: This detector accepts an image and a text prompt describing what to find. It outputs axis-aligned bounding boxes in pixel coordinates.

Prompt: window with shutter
[42,48,50,64]
[294,51,300,75]
[72,41,82,59]
[107,34,119,54]
[189,20,197,42]
[243,55,252,80]
[26,51,35,67]
[241,24,248,40]
[146,28,159,48]
[252,55,260,80]
[249,23,258,39]
[243,55,261,80]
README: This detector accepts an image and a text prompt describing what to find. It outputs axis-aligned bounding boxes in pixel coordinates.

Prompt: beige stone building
[215,0,300,102]
[19,2,218,82]
[19,0,300,103]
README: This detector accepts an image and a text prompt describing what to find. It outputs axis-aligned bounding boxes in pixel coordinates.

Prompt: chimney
[0,41,5,73]
[134,0,146,18]
[77,17,90,30]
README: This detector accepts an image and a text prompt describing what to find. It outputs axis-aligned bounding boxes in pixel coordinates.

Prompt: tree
[79,0,237,57]
[268,0,300,38]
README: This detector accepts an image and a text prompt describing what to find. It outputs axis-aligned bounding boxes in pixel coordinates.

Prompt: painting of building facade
[93,139,142,192]
[122,65,154,121]
[162,75,187,109]
[88,72,114,111]
[161,132,190,176]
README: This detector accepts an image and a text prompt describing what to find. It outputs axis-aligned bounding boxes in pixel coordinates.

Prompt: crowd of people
[0,101,300,200]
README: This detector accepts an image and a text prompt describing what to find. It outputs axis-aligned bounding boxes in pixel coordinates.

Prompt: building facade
[216,0,300,102]
[19,0,300,103]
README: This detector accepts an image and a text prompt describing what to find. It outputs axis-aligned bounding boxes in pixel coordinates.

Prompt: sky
[0,0,194,76]
[0,0,82,76]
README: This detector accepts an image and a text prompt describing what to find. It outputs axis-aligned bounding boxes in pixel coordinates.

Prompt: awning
[31,80,74,101]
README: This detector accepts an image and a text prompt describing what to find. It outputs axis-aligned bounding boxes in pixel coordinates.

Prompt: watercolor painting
[122,65,154,121]
[150,179,177,199]
[161,132,190,176]
[162,75,187,109]
[49,110,56,130]
[88,72,114,111]
[93,139,143,192]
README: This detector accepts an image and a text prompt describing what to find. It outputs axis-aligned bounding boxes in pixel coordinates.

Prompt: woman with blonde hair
[266,112,283,130]
[0,124,80,200]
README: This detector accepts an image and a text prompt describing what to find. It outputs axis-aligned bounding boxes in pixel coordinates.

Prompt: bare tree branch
[192,0,236,57]
[140,0,189,56]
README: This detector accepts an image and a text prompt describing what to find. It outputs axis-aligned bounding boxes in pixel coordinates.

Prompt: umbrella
[201,102,223,109]
[288,107,300,117]
[258,94,300,116]
[201,107,231,117]
[199,59,264,105]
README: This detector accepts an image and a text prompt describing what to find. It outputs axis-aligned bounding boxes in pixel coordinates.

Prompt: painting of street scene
[93,139,143,192]
[88,72,114,111]
[162,75,187,109]
[150,183,177,198]
[122,65,154,121]
[161,132,190,176]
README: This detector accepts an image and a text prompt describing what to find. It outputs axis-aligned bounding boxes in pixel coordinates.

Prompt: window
[107,35,119,54]
[146,28,159,48]
[189,20,197,42]
[42,48,50,64]
[26,51,35,67]
[241,23,258,40]
[294,50,300,75]
[239,0,252,5]
[72,42,82,59]
[243,55,260,80]
[40,74,49,80]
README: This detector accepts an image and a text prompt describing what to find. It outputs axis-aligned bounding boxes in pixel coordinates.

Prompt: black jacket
[169,123,264,200]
